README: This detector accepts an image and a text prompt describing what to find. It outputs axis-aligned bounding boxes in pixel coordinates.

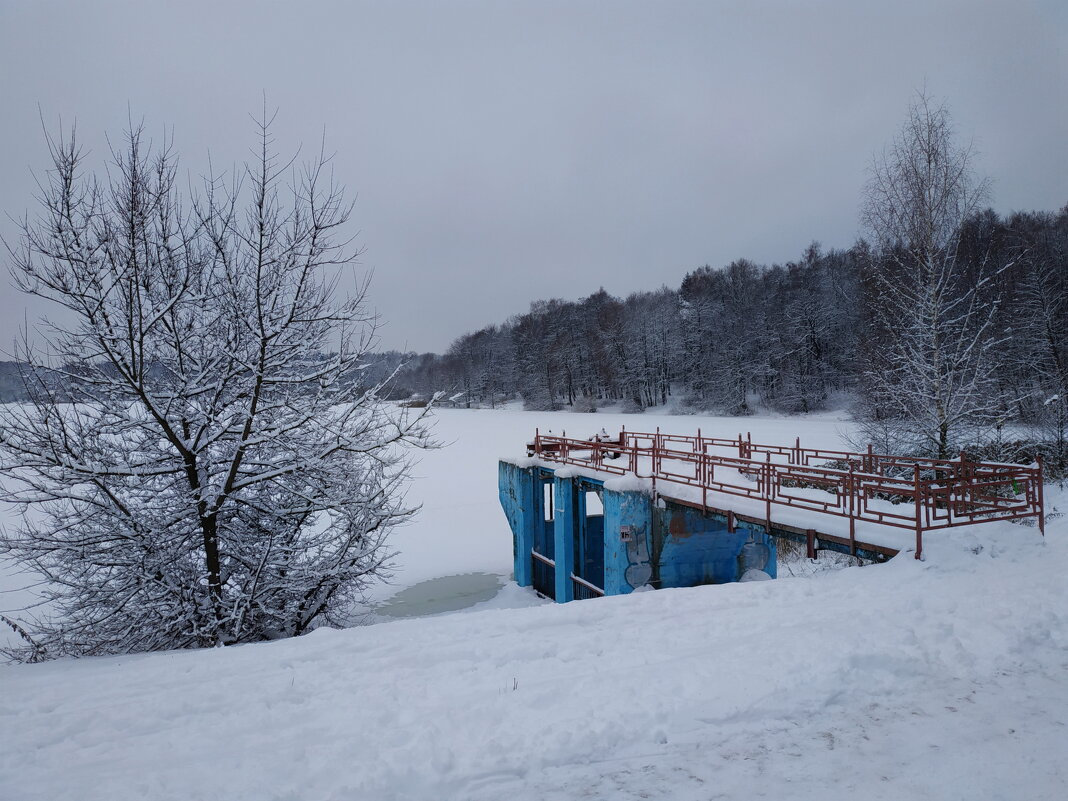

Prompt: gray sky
[1,0,1065,353]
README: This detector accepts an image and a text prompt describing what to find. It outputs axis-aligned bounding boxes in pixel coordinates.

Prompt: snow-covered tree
[857,91,1005,458]
[1012,209,1068,466]
[0,117,435,660]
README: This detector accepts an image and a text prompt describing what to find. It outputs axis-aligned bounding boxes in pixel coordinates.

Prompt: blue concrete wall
[602,488,654,595]
[498,461,538,587]
[654,502,777,588]
[500,462,777,601]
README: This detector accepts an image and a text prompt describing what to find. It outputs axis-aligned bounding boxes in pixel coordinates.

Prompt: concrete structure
[500,461,776,601]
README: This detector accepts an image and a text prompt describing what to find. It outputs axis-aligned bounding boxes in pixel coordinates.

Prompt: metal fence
[527,428,1044,559]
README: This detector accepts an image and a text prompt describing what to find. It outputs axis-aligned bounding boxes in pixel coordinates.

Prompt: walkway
[526,428,1045,559]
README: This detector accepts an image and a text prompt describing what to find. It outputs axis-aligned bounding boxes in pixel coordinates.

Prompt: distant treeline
[0,361,28,402]
[391,206,1067,426]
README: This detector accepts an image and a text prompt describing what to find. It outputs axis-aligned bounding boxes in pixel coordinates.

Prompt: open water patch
[374,572,504,618]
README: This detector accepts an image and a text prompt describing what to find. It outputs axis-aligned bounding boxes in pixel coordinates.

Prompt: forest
[391,204,1066,467]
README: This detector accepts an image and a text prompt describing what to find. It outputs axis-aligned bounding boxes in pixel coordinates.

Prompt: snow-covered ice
[2,407,1066,800]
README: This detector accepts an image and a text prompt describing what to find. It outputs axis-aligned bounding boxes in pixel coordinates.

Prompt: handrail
[527,428,1045,559]
[570,572,605,597]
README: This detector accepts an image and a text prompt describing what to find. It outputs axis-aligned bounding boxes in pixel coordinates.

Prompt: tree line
[395,209,1064,433]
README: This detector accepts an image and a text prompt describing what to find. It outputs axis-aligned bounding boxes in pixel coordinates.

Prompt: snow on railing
[526,428,1045,560]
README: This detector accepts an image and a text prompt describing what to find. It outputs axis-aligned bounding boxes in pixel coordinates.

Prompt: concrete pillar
[602,488,654,595]
[553,475,577,602]
[497,461,537,587]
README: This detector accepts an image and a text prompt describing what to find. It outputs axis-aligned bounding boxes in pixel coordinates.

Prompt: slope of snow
[2,408,1066,800]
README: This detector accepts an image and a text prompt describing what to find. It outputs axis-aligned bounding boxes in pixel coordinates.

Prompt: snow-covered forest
[392,205,1066,448]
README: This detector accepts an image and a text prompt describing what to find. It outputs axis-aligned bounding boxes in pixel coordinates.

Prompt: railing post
[848,460,856,556]
[651,430,658,493]
[701,449,708,512]
[696,428,706,509]
[764,451,773,532]
[914,463,923,560]
[955,449,968,524]
[1036,454,1045,537]
[535,428,541,457]
[649,429,657,480]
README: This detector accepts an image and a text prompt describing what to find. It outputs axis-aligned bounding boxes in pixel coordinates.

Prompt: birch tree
[0,116,434,660]
[858,91,1004,457]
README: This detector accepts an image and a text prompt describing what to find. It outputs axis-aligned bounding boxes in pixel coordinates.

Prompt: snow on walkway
[2,409,1066,799]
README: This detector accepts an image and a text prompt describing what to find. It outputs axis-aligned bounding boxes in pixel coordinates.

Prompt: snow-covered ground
[2,408,1066,800]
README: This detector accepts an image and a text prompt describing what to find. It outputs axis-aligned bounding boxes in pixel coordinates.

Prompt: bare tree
[0,115,435,660]
[858,91,1005,458]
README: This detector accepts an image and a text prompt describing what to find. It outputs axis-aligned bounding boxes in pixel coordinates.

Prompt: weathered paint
[499,461,779,602]
[652,501,777,588]
[497,461,538,587]
[553,474,578,602]
[603,487,654,595]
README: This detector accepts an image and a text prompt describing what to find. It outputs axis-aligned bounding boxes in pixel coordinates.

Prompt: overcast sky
[1,1,1065,354]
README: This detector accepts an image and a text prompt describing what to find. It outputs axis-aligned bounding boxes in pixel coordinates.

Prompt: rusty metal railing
[528,428,1045,559]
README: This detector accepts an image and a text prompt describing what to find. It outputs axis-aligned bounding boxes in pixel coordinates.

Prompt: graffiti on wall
[624,527,652,589]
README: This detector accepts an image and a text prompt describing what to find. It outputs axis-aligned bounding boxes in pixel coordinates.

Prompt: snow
[2,407,1066,800]
[739,568,773,581]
